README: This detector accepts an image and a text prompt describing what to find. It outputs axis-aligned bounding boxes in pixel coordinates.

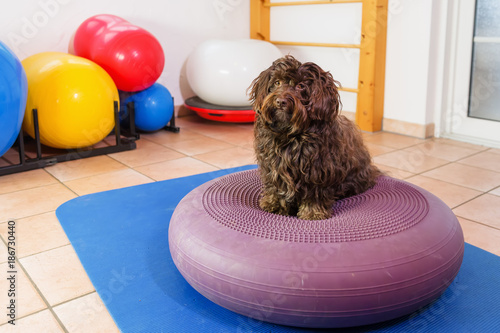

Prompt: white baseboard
[382,118,435,139]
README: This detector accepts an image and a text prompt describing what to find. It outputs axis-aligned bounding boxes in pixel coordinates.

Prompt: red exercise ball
[72,14,164,92]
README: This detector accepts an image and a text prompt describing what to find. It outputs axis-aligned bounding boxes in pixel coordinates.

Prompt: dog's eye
[296,83,306,90]
[274,80,281,87]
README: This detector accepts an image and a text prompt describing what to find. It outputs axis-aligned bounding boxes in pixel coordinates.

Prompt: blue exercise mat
[56,165,500,333]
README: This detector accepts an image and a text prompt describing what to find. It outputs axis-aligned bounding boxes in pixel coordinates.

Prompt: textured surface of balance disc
[168,169,464,328]
[184,96,255,123]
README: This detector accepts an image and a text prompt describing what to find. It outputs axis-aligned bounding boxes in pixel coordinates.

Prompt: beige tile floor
[0,114,499,332]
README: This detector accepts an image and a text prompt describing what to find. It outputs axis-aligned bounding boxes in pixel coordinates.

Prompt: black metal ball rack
[0,101,180,176]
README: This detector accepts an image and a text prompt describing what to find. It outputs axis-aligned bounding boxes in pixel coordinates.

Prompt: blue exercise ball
[120,83,174,132]
[0,41,28,157]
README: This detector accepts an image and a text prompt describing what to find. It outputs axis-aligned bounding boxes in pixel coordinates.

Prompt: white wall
[270,0,444,135]
[269,2,362,113]
[384,0,434,126]
[0,0,250,106]
[383,0,454,138]
[1,0,448,136]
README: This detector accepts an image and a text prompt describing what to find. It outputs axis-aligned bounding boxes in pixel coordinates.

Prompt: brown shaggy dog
[248,55,381,220]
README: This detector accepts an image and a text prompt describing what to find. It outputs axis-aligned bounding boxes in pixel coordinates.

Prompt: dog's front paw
[259,196,288,215]
[297,204,332,220]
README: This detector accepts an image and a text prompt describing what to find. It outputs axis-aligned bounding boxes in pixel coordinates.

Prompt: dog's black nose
[275,98,287,108]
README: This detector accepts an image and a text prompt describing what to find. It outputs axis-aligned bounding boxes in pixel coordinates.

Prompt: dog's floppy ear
[248,67,272,110]
[301,63,341,123]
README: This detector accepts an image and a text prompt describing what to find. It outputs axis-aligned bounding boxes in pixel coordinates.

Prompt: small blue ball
[120,83,174,132]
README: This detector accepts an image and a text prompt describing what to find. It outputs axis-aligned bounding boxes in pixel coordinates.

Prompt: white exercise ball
[186,39,282,107]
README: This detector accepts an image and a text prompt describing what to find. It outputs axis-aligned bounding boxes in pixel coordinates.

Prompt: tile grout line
[0,168,60,196]
[373,139,500,191]
[110,134,249,170]
[161,141,251,159]
[132,123,254,180]
[0,181,61,197]
[456,215,500,232]
[0,210,59,226]
[490,185,500,196]
[368,139,500,238]
[454,160,500,174]
[406,163,499,204]
[453,147,491,163]
[0,308,48,328]
[452,147,500,173]
[16,242,72,261]
[18,260,70,333]
[373,155,498,223]
[125,167,157,183]
[44,156,147,196]
[130,155,223,180]
[451,192,488,211]
[58,165,157,192]
[0,291,99,330]
[0,232,69,332]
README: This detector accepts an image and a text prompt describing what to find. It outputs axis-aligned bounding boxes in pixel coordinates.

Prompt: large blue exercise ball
[120,83,174,132]
[0,41,28,157]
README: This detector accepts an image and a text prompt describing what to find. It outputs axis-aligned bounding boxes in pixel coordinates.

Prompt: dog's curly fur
[248,55,381,220]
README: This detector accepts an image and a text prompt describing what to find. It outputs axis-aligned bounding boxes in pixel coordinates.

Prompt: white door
[444,0,500,147]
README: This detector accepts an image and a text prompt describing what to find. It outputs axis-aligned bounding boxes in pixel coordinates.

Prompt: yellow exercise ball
[22,52,118,149]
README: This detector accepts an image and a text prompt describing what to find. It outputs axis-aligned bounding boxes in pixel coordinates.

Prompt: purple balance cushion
[168,169,464,328]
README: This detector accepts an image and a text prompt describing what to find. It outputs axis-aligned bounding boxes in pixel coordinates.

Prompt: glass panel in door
[469,0,500,122]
